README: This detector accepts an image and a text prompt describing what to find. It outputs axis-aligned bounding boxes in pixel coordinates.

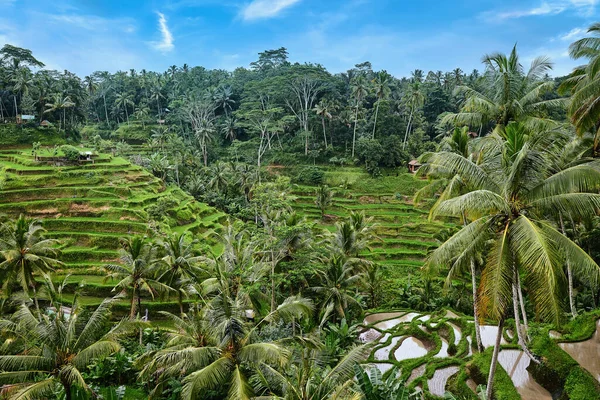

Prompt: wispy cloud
[485,0,598,21]
[560,27,587,41]
[48,14,136,33]
[152,12,174,52]
[241,0,301,21]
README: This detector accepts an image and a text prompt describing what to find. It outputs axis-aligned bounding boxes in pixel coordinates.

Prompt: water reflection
[375,312,420,330]
[480,325,507,348]
[364,312,405,325]
[394,337,428,361]
[375,336,401,360]
[559,321,600,382]
[498,350,552,400]
[428,366,459,397]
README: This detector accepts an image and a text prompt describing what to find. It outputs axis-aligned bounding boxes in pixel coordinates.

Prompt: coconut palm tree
[311,255,364,321]
[133,105,150,129]
[138,295,312,400]
[0,297,134,400]
[216,86,235,117]
[371,71,391,138]
[559,22,600,156]
[114,92,134,125]
[44,94,75,132]
[314,99,333,148]
[314,184,333,219]
[10,68,33,118]
[221,115,238,142]
[443,46,561,135]
[105,237,170,319]
[0,215,63,316]
[423,122,600,398]
[351,76,370,157]
[157,233,205,315]
[403,82,424,149]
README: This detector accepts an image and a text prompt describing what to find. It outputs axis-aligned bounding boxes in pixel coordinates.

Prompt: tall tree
[351,76,369,157]
[371,71,391,138]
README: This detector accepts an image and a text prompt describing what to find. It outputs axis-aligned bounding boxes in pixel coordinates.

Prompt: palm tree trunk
[129,289,137,319]
[125,106,130,126]
[157,97,161,119]
[372,100,380,139]
[403,109,413,150]
[471,260,483,352]
[178,291,184,315]
[322,117,328,148]
[517,274,529,335]
[486,317,504,400]
[64,382,72,400]
[103,94,109,125]
[512,273,539,363]
[559,215,578,318]
[32,283,41,320]
[13,95,18,118]
[352,106,359,158]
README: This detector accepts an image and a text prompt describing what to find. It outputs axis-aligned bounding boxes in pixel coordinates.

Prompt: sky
[0,0,598,78]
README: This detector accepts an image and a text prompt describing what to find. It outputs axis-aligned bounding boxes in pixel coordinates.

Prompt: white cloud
[241,0,301,21]
[48,14,136,33]
[151,12,174,52]
[560,27,587,40]
[487,0,598,21]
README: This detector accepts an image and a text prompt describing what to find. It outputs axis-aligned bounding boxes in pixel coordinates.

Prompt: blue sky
[0,0,598,78]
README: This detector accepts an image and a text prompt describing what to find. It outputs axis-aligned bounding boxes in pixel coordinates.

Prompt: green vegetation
[1,23,600,400]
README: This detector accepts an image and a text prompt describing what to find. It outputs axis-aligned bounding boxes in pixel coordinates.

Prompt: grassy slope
[0,147,226,307]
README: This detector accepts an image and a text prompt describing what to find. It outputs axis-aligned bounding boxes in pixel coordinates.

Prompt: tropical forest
[1,15,600,400]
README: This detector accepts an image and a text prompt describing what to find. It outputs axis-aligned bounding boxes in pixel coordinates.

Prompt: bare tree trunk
[129,290,137,319]
[559,215,578,318]
[516,274,529,334]
[321,117,328,148]
[471,261,483,352]
[125,106,130,126]
[352,106,359,158]
[512,273,539,364]
[486,318,504,400]
[403,109,413,150]
[103,94,109,125]
[13,95,18,118]
[372,100,380,139]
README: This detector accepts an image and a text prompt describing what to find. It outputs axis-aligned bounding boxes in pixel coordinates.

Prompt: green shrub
[293,166,325,185]
[60,145,81,162]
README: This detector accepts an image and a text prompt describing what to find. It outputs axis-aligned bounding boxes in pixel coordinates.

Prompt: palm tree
[216,86,235,117]
[105,237,169,319]
[351,76,369,158]
[114,92,134,125]
[314,99,332,148]
[423,122,600,398]
[443,46,561,135]
[0,215,63,316]
[157,233,205,315]
[195,119,215,167]
[133,105,151,129]
[221,115,238,142]
[403,82,424,149]
[371,71,391,138]
[0,298,135,400]
[149,81,164,118]
[10,68,33,118]
[312,255,364,321]
[139,296,312,400]
[559,23,600,156]
[44,94,75,132]
[314,184,334,219]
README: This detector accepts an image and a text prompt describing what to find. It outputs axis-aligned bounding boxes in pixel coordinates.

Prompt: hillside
[0,147,226,311]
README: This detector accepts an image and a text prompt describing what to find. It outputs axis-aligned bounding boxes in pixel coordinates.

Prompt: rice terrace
[1,1,600,399]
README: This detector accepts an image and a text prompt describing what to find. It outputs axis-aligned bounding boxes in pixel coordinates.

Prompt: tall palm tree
[105,237,169,319]
[10,68,33,118]
[443,46,561,135]
[133,105,151,129]
[371,71,391,138]
[311,255,364,321]
[559,22,600,156]
[0,215,63,316]
[423,122,600,398]
[114,92,134,125]
[221,115,238,142]
[403,82,424,149]
[217,86,235,117]
[0,297,134,400]
[351,76,369,158]
[139,296,312,400]
[157,233,205,315]
[44,94,75,132]
[314,99,332,148]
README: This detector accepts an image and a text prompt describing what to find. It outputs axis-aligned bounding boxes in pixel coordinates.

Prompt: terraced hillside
[290,168,455,277]
[0,147,226,310]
